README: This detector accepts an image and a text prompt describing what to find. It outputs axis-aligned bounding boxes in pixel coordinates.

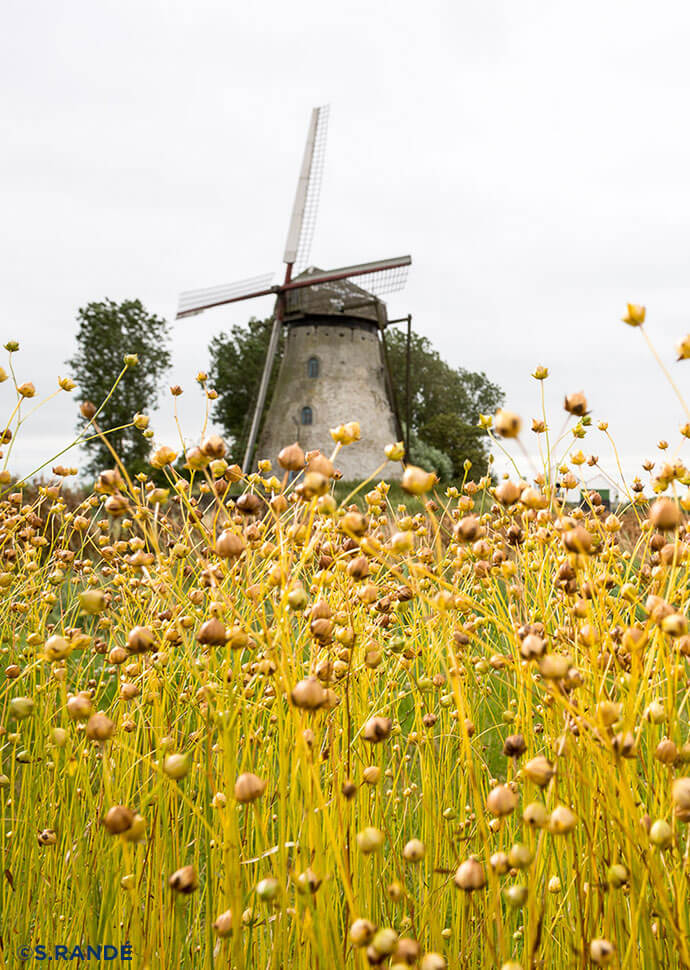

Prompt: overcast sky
[2,0,689,488]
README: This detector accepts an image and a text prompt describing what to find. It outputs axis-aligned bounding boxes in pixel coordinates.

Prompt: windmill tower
[177,106,411,479]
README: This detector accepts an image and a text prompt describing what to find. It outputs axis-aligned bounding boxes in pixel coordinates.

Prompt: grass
[1,315,690,969]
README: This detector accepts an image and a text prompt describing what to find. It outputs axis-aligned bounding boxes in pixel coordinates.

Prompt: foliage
[385,329,504,478]
[406,425,454,481]
[208,317,283,462]
[67,299,171,476]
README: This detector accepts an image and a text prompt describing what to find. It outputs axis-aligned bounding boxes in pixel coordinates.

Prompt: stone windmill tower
[177,106,411,479]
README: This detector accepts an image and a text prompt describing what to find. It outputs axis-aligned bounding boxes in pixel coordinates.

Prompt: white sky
[2,0,690,487]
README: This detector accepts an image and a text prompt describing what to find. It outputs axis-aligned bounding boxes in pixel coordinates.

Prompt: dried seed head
[126,626,155,654]
[672,777,690,821]
[103,805,135,835]
[454,858,486,891]
[66,693,93,720]
[78,589,107,615]
[401,465,436,495]
[197,618,227,646]
[233,772,266,803]
[502,734,526,759]
[201,434,226,459]
[350,918,376,947]
[370,928,398,957]
[650,498,682,531]
[256,877,279,901]
[622,303,645,326]
[589,939,615,966]
[402,839,425,862]
[362,766,381,785]
[213,909,233,937]
[523,801,549,828]
[523,755,555,787]
[9,696,34,720]
[455,516,481,542]
[363,716,393,743]
[291,676,327,710]
[494,409,522,439]
[564,391,588,416]
[356,827,385,854]
[420,955,447,970]
[164,753,191,780]
[168,865,198,894]
[85,713,115,741]
[548,805,577,834]
[494,480,522,505]
[563,525,592,554]
[295,868,321,894]
[44,635,72,661]
[394,937,421,963]
[215,530,246,559]
[486,784,518,817]
[649,818,673,847]
[278,442,305,471]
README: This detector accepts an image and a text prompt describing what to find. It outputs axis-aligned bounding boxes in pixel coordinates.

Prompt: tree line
[68,300,503,480]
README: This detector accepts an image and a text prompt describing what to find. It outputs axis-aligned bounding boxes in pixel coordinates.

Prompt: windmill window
[301,406,313,426]
[307,357,319,378]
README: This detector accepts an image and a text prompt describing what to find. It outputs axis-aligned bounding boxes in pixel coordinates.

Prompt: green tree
[67,299,171,477]
[385,329,503,479]
[208,317,283,461]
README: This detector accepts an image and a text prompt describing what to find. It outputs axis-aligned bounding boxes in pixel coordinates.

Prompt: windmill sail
[177,273,274,319]
[283,105,329,270]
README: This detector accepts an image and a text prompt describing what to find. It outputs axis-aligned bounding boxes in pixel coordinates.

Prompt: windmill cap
[285,267,384,325]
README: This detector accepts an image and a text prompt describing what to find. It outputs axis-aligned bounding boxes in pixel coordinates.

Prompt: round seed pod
[454,858,486,891]
[356,827,385,854]
[672,777,690,821]
[44,635,72,661]
[216,530,246,559]
[523,801,549,828]
[103,805,135,835]
[650,819,673,848]
[291,676,326,710]
[589,939,615,966]
[503,734,526,759]
[213,909,233,937]
[401,466,436,495]
[164,753,191,780]
[168,865,198,894]
[402,839,425,863]
[548,805,577,834]
[256,877,279,902]
[126,626,155,654]
[363,716,393,743]
[66,693,93,721]
[650,498,682,531]
[278,442,305,471]
[350,918,376,947]
[234,773,266,803]
[197,618,227,646]
[420,955,447,970]
[85,713,115,741]
[486,784,518,817]
[394,937,420,964]
[494,409,522,438]
[201,434,226,459]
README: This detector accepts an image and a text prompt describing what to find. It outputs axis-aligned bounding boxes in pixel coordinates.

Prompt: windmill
[177,106,412,478]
